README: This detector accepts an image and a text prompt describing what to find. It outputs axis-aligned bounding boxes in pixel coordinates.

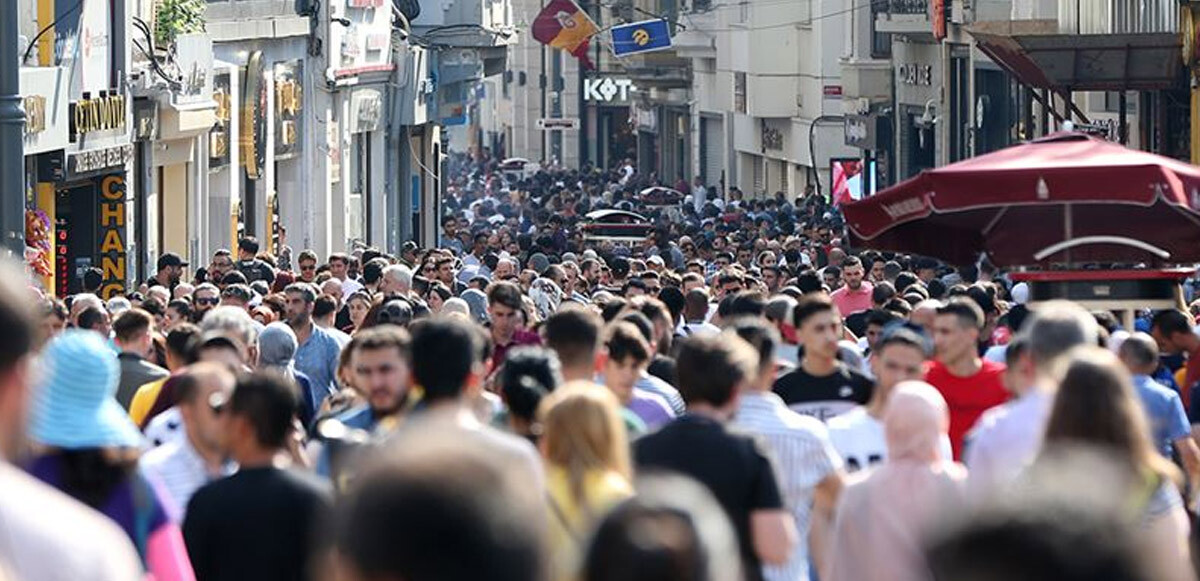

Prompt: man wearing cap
[148,252,188,291]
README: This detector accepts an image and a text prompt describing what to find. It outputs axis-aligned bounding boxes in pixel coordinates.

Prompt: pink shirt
[831,282,874,315]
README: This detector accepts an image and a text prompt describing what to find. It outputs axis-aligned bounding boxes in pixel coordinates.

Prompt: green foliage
[154,0,206,47]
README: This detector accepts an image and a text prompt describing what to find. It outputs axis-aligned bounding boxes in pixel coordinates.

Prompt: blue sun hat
[29,330,143,449]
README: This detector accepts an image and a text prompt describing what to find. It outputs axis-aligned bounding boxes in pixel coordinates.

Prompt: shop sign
[537,118,580,130]
[822,85,843,97]
[69,90,127,141]
[898,64,933,86]
[242,52,267,179]
[20,66,70,154]
[133,99,158,141]
[274,60,304,159]
[25,96,46,135]
[174,34,213,107]
[209,71,232,169]
[69,144,132,178]
[844,114,877,149]
[350,88,382,134]
[762,125,783,151]
[633,104,657,133]
[584,78,636,102]
[328,121,342,183]
[97,174,127,299]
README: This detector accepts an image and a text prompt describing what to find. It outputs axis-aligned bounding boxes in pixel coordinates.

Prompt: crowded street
[6,0,1200,575]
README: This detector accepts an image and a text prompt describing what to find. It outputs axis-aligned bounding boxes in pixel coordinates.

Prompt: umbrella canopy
[842,133,1200,266]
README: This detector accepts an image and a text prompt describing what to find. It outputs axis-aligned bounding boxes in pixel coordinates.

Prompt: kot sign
[584,77,635,102]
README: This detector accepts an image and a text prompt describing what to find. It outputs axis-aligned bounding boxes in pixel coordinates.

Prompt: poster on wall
[274,60,304,160]
[830,158,876,206]
[55,0,112,98]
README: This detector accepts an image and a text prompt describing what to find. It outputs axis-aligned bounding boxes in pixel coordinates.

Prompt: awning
[968,20,1183,91]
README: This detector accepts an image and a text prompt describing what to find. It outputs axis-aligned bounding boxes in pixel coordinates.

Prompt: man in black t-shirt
[184,372,332,581]
[773,293,873,422]
[635,334,795,581]
[234,237,277,285]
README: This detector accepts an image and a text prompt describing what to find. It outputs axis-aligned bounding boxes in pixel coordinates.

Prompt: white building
[675,0,858,198]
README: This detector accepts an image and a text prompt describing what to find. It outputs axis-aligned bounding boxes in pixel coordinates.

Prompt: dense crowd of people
[6,158,1200,581]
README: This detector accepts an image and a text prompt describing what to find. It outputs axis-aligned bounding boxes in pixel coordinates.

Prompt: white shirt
[339,277,364,299]
[679,320,721,337]
[140,437,237,521]
[963,388,1053,500]
[733,391,841,581]
[145,406,185,447]
[828,407,953,473]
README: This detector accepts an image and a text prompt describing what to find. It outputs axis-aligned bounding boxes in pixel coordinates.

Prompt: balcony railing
[1058,0,1177,34]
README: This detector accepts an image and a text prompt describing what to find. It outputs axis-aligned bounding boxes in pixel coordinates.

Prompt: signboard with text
[210,71,233,169]
[274,60,304,160]
[537,118,580,130]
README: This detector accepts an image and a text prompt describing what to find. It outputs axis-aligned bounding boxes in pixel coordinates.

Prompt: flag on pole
[532,0,599,69]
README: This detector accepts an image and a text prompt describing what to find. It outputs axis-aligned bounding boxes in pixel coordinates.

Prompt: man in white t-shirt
[828,323,951,472]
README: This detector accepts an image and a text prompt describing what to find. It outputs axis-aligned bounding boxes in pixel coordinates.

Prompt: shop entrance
[55,183,97,297]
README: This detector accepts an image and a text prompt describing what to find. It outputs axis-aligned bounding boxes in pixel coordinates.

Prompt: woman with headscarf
[827,381,967,581]
[26,330,194,581]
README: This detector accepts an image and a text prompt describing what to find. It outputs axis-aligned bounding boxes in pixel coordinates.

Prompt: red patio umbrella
[842,132,1200,266]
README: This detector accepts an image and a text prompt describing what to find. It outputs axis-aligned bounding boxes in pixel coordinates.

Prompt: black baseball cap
[158,252,189,270]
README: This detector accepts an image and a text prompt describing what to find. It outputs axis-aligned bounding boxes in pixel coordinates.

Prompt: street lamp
[0,0,24,258]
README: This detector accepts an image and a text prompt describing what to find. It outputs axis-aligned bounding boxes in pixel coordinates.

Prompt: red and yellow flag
[531,0,598,68]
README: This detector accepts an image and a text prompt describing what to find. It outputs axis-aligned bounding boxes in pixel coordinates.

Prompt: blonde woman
[540,383,635,581]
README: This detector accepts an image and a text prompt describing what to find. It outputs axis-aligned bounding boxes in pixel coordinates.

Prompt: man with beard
[335,326,416,432]
[830,256,873,316]
[285,283,342,400]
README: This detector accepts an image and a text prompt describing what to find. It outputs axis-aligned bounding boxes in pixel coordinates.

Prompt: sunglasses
[208,391,229,414]
[300,264,316,271]
[196,297,219,306]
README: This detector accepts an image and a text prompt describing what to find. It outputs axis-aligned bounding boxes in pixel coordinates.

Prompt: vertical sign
[932,0,946,40]
[98,175,126,298]
[210,72,232,168]
[274,60,304,159]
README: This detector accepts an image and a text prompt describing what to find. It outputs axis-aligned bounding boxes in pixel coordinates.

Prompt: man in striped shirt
[730,318,845,581]
[140,362,237,519]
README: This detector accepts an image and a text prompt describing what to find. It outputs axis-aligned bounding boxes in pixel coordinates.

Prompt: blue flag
[610,19,672,57]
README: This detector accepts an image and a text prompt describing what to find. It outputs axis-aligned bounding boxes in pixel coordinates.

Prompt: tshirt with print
[827,406,954,472]
[771,363,873,422]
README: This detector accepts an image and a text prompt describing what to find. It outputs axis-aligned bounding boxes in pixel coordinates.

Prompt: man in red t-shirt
[925,298,1008,459]
[1150,309,1200,409]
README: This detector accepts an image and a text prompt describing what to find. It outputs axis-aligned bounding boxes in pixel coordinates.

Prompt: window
[1103,91,1137,114]
[870,0,891,58]
[734,72,747,114]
